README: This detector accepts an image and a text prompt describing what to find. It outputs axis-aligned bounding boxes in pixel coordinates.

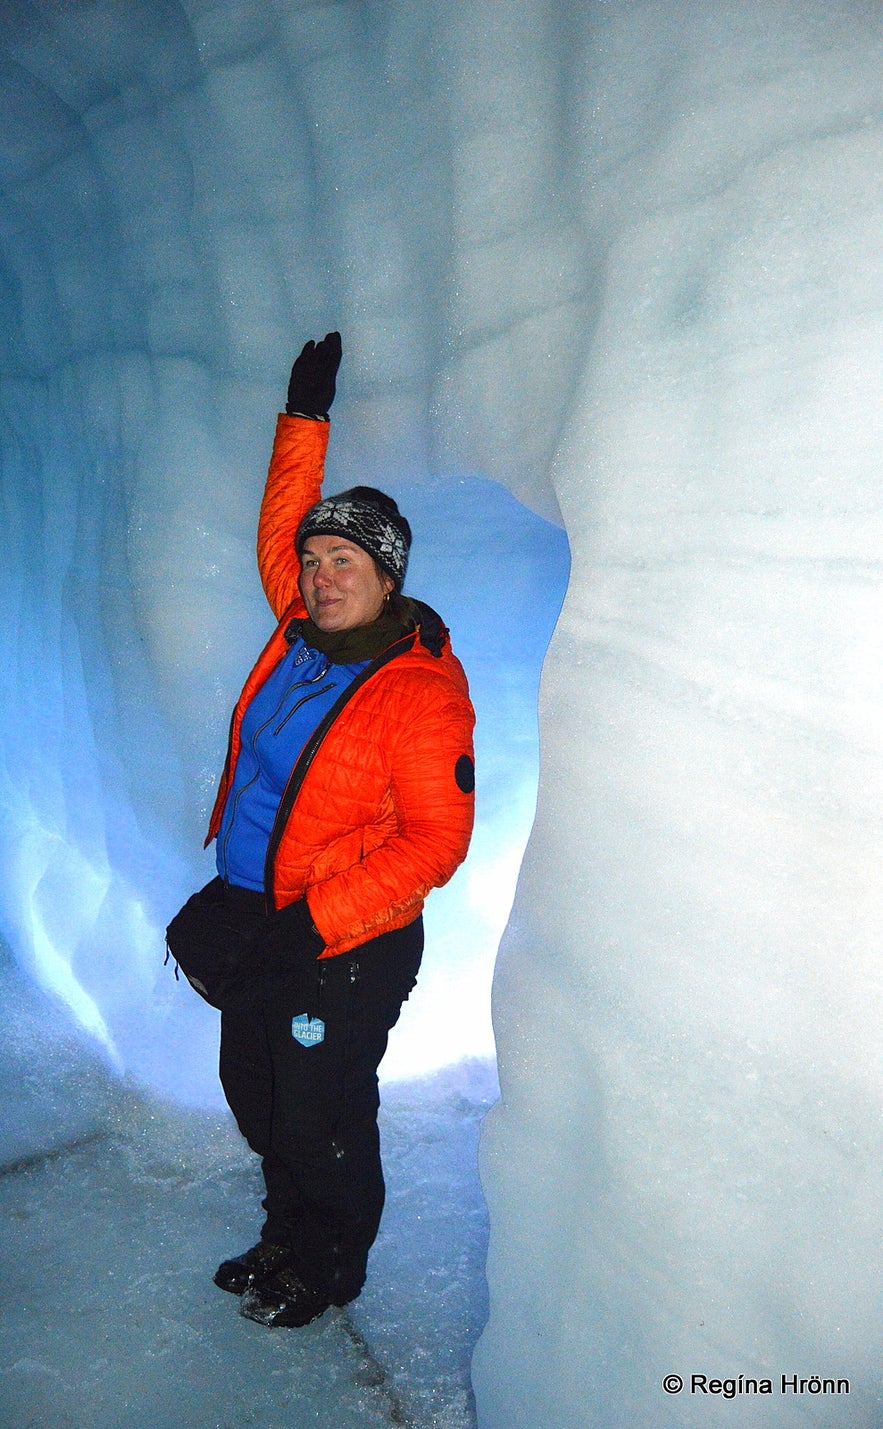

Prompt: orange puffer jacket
[206,414,476,957]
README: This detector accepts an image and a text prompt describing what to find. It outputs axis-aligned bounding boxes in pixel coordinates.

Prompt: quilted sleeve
[307,668,476,947]
[256,414,330,619]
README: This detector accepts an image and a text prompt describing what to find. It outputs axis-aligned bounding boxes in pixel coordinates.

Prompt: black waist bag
[165,877,267,1011]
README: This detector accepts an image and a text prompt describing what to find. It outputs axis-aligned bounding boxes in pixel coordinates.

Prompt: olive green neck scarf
[298,596,418,664]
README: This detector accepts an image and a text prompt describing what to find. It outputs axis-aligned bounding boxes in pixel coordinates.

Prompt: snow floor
[0,951,497,1429]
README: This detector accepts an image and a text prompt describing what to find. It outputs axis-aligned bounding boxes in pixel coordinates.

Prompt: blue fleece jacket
[216,637,367,891]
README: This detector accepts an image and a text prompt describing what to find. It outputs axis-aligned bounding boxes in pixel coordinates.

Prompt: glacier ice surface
[1,3,881,1428]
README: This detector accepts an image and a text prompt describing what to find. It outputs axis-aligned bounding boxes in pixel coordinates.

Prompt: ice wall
[0,1,570,1099]
[1,2,881,1426]
[475,5,883,1427]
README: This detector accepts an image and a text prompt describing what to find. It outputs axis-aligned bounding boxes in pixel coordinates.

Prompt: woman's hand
[252,897,325,963]
[285,332,342,419]
[240,898,326,1012]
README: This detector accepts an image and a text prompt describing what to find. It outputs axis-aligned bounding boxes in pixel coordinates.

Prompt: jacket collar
[284,596,449,663]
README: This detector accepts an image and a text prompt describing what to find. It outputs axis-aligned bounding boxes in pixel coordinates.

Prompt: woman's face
[299,534,395,632]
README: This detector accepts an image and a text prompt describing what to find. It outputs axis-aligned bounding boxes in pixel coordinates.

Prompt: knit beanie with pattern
[295,486,412,590]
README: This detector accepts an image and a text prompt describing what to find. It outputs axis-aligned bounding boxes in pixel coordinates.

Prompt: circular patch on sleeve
[455,754,475,794]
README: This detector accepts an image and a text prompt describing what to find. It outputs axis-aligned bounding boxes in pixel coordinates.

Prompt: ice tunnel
[1,4,881,1428]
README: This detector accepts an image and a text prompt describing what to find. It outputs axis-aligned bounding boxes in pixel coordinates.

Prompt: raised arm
[256,332,342,620]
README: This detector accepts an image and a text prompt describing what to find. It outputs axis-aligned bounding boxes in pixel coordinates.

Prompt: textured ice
[473,6,883,1427]
[0,21,568,1099]
[1,3,882,1429]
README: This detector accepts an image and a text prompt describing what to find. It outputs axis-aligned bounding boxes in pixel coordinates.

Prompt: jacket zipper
[220,665,331,878]
[263,631,418,908]
[272,683,332,735]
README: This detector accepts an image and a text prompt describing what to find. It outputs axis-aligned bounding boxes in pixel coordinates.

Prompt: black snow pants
[219,896,423,1305]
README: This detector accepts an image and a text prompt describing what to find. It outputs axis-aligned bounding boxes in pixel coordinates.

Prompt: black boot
[239,1265,344,1327]
[213,1240,293,1295]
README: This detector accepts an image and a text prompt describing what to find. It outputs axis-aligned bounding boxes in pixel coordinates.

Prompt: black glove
[251,897,325,963]
[285,331,342,418]
[247,897,326,1012]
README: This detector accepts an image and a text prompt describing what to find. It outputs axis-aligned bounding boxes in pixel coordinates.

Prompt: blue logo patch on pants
[291,1014,325,1047]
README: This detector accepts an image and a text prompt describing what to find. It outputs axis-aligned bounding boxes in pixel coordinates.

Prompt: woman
[173,332,475,1328]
